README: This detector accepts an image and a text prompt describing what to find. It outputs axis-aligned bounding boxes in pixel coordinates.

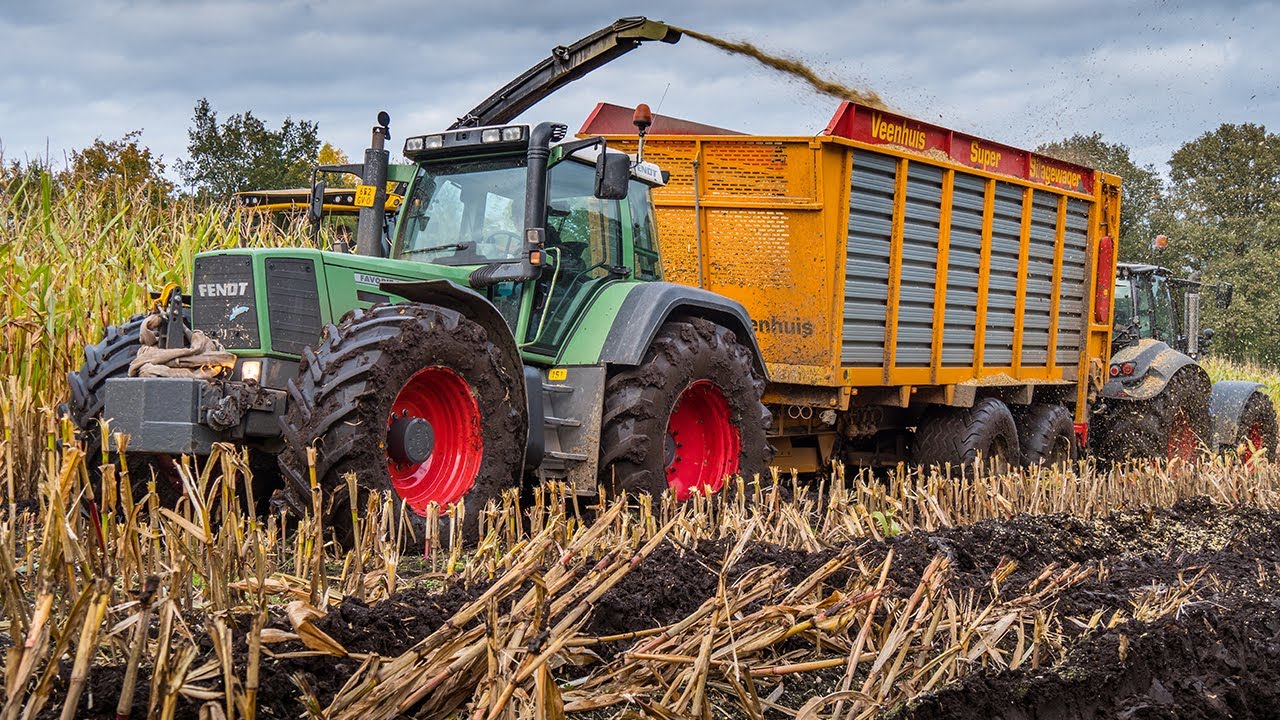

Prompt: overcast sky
[1,0,1276,183]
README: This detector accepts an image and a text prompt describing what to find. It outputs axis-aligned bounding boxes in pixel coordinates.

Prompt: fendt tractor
[1095,259,1277,462]
[69,18,1276,538]
[70,18,773,534]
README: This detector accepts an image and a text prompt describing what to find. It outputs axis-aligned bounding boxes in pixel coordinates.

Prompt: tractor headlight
[481,128,502,143]
[500,126,524,141]
[422,135,444,149]
[241,360,262,383]
[404,136,424,153]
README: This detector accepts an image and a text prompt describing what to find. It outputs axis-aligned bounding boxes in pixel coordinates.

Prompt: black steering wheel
[483,230,523,258]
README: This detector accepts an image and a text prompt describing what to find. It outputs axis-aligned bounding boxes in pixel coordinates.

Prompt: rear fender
[1100,338,1202,402]
[380,279,538,469]
[595,282,768,379]
[1209,380,1267,449]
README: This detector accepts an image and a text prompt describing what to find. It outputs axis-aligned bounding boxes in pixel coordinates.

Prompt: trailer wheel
[912,398,1021,472]
[276,303,524,542]
[599,318,771,500]
[1016,403,1075,468]
[1094,368,1211,463]
[65,315,185,504]
[1233,391,1278,467]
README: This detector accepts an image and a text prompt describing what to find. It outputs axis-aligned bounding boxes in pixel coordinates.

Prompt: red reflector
[1121,363,1135,375]
[1094,235,1115,324]
[1074,422,1089,447]
[1110,365,1120,377]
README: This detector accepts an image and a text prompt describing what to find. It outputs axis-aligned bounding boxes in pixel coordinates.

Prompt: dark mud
[894,593,1280,720]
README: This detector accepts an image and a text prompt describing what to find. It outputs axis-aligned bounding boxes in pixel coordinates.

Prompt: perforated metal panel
[703,141,790,198]
[706,210,794,289]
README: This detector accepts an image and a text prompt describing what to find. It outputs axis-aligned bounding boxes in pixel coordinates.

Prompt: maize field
[4,182,1280,719]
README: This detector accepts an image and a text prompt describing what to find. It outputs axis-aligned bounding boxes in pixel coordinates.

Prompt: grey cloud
[0,0,1276,179]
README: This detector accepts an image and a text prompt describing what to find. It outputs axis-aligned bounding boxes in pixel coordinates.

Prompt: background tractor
[1093,261,1277,462]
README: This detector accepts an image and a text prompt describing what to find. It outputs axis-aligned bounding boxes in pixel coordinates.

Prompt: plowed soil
[42,497,1280,719]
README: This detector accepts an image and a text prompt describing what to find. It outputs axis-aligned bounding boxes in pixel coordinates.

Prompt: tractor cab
[394,122,667,356]
[1113,263,1233,359]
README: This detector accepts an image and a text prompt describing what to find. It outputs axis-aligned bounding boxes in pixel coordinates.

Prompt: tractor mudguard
[380,279,540,469]
[1100,338,1204,402]
[596,282,769,378]
[1208,380,1267,450]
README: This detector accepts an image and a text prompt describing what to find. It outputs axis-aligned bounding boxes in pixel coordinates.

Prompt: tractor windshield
[395,156,528,266]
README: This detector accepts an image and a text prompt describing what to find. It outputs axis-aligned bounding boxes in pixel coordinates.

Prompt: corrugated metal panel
[895,163,943,367]
[1057,198,1091,361]
[942,173,985,366]
[984,182,1023,367]
[842,150,896,364]
[1023,193,1058,366]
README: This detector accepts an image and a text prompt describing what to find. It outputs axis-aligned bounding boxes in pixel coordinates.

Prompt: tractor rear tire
[1094,368,1211,463]
[65,316,185,504]
[599,318,771,500]
[276,303,525,543]
[1016,403,1075,468]
[912,398,1021,472]
[1231,391,1278,465]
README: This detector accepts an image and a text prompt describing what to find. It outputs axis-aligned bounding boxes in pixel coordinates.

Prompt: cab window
[395,156,527,266]
[629,181,662,281]
[1149,274,1177,342]
[527,161,624,350]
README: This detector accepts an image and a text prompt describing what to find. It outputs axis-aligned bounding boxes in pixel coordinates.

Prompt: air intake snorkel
[469,121,566,289]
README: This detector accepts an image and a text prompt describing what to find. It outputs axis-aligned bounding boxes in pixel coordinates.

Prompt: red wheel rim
[664,380,740,500]
[1243,422,1265,467]
[387,367,482,513]
[1167,410,1197,462]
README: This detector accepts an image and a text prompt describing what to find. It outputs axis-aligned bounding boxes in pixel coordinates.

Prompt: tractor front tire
[1016,403,1075,468]
[65,316,184,504]
[599,318,771,500]
[1094,368,1211,463]
[276,303,525,543]
[912,398,1021,472]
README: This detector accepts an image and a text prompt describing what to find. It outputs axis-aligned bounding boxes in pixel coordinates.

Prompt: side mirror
[308,180,326,225]
[1215,283,1234,309]
[594,152,630,200]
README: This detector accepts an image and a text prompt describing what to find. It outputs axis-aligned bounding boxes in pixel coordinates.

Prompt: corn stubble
[2,431,1278,718]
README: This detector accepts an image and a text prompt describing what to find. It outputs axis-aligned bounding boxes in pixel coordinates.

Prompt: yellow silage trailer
[586,101,1122,470]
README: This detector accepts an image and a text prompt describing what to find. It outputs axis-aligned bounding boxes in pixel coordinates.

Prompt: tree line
[1,98,346,210]
[3,101,1279,364]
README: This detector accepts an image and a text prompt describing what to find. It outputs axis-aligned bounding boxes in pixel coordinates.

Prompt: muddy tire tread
[599,318,772,497]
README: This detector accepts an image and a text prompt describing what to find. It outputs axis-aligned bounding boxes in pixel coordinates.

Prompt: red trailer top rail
[824,101,1096,194]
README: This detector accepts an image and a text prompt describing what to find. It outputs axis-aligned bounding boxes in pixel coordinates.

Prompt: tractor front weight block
[103,377,286,455]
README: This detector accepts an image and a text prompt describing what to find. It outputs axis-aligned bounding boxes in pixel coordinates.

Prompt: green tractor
[66,18,772,533]
[1092,262,1277,463]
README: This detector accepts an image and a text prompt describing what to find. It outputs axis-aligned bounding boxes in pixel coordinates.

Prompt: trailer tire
[912,398,1020,472]
[1094,368,1211,463]
[65,315,185,504]
[1231,391,1278,465]
[276,303,525,544]
[1016,403,1075,468]
[599,318,771,500]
